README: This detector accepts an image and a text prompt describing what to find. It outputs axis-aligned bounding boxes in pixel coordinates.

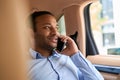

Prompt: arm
[71,51,104,80]
[59,35,104,80]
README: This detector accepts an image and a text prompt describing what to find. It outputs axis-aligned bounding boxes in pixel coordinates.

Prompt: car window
[90,0,120,55]
[58,15,66,35]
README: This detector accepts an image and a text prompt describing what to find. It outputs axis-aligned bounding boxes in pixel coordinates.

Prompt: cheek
[35,33,44,40]
[35,29,51,41]
[35,31,49,42]
[37,29,50,36]
[36,29,47,35]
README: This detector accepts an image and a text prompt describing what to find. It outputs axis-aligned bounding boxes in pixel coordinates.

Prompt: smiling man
[28,11,104,80]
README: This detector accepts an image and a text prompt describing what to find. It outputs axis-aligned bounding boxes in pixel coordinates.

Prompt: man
[28,11,104,80]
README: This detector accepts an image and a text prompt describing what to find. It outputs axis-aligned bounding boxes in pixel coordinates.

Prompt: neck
[35,47,53,57]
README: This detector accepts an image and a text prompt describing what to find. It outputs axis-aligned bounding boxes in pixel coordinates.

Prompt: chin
[49,43,57,49]
[51,45,57,49]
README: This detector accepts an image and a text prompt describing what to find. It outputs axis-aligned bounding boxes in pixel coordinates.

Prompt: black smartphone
[56,38,65,52]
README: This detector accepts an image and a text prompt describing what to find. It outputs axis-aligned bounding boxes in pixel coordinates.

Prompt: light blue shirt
[28,49,104,80]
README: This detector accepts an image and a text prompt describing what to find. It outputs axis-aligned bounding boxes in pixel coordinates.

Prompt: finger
[59,35,68,42]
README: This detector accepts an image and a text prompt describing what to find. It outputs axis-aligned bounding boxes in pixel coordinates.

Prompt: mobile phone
[56,38,65,52]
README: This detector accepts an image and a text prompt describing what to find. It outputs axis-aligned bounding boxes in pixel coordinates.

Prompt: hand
[59,35,79,56]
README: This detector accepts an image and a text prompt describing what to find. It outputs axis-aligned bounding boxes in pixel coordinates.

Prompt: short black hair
[31,11,54,32]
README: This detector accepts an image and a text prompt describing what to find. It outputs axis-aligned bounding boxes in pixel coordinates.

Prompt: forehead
[35,14,57,24]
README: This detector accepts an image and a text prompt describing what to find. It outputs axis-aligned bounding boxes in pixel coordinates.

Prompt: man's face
[34,14,59,50]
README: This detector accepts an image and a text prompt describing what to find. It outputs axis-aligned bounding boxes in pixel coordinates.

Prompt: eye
[42,24,60,31]
[42,24,51,30]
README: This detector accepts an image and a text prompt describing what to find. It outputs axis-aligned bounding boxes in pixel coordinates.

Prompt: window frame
[84,3,99,56]
[84,3,120,74]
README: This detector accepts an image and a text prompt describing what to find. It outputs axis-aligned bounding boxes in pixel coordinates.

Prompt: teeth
[51,38,57,43]
[49,36,58,43]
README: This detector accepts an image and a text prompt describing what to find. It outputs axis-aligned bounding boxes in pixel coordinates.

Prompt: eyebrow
[41,23,59,26]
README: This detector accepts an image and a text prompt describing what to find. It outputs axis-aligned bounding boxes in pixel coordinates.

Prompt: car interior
[0,0,120,80]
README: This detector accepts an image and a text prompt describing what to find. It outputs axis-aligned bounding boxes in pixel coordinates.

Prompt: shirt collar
[29,48,61,59]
